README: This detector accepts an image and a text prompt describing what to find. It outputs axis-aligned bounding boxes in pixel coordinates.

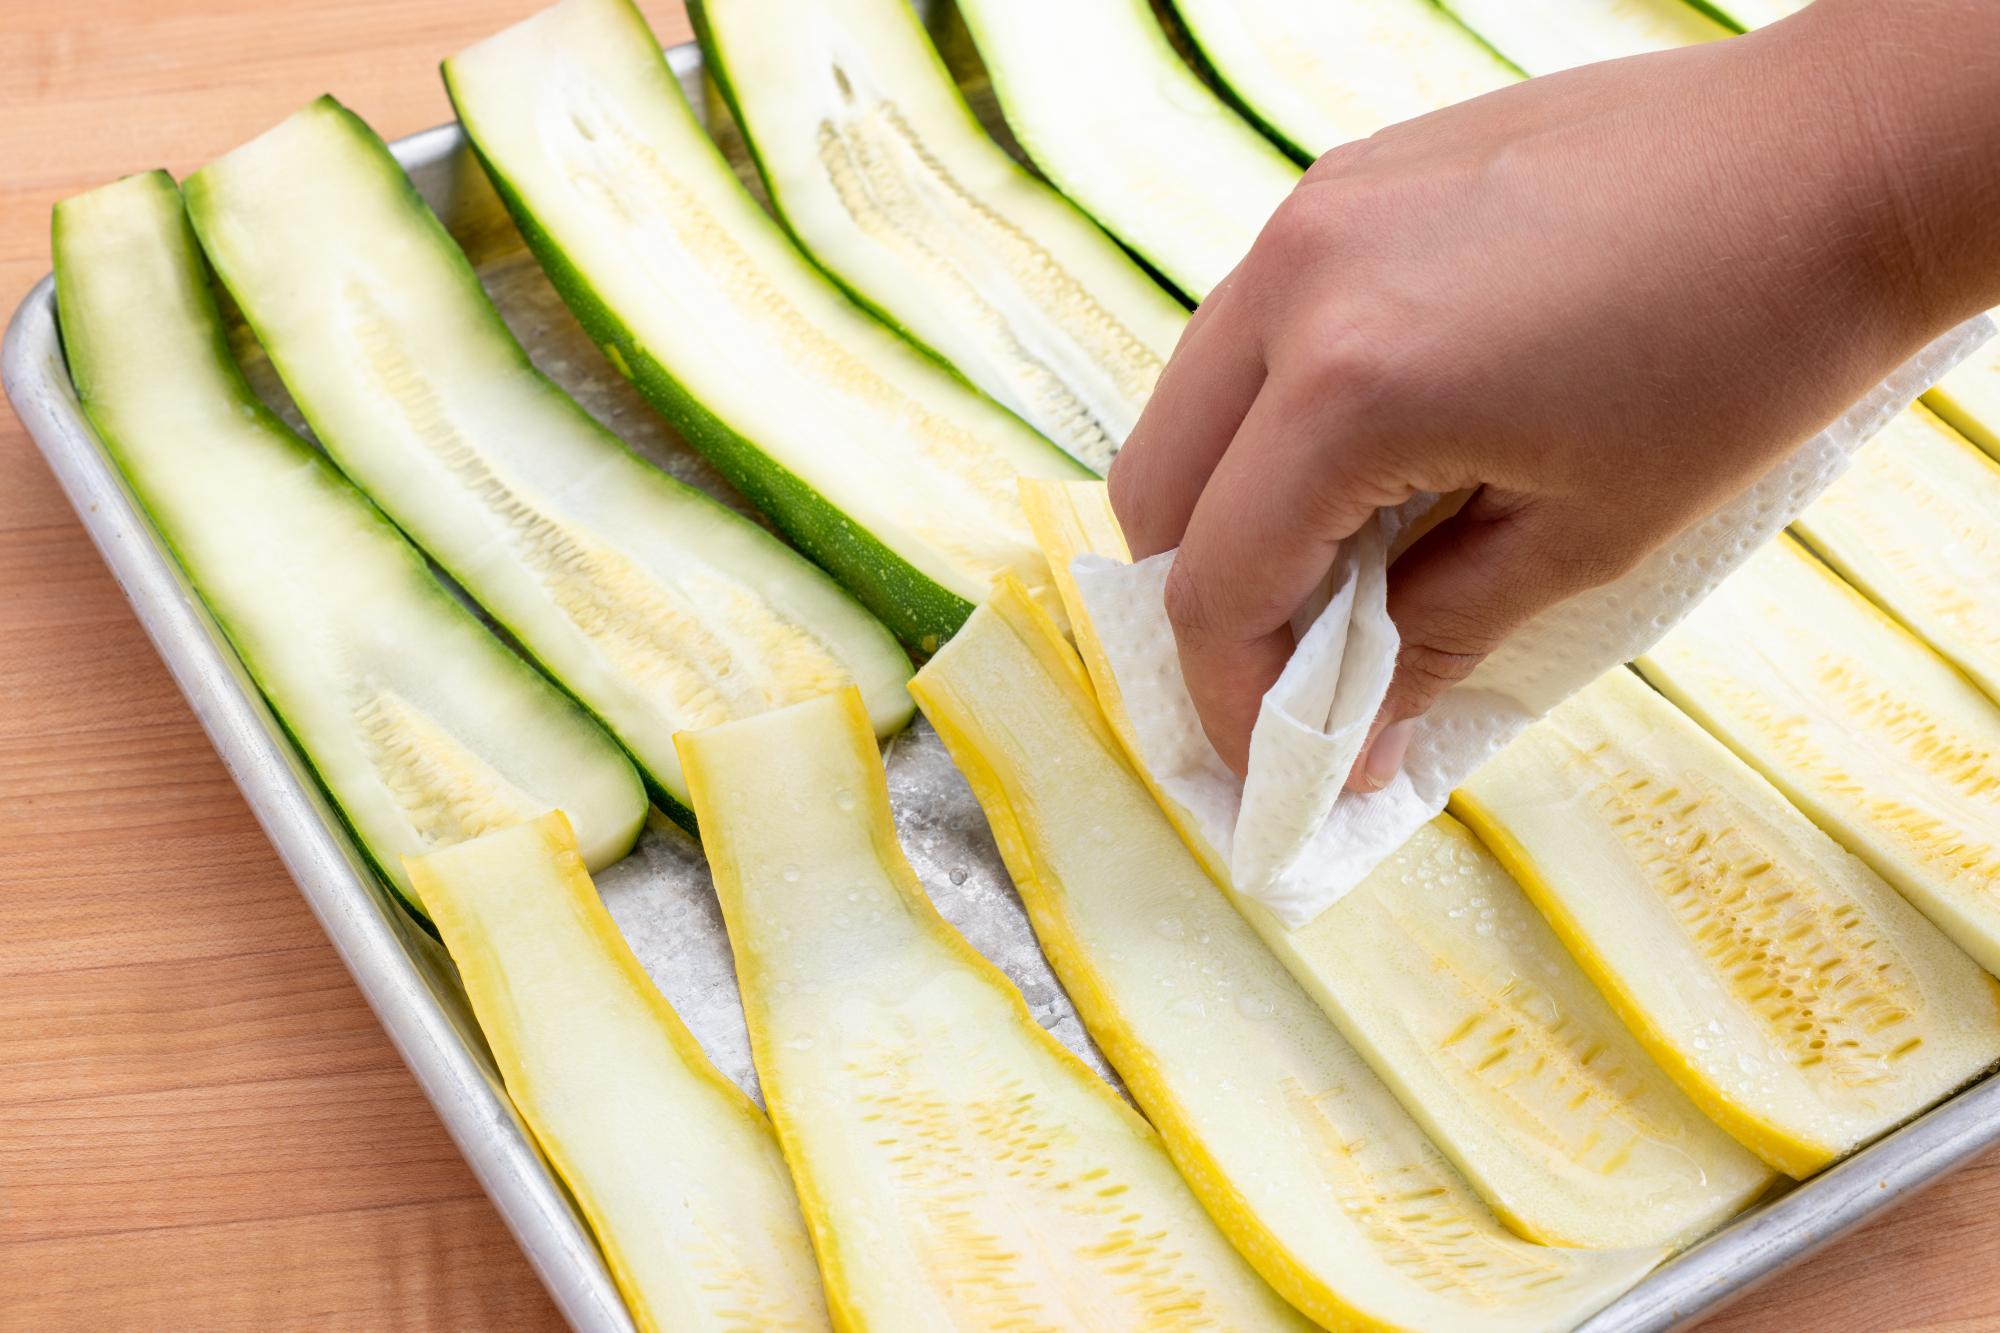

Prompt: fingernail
[1356,719,1415,793]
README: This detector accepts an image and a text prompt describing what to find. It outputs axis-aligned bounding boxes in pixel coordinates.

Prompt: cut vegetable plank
[692,0,1188,472]
[1697,0,1807,29]
[950,0,1303,300]
[1795,406,2000,703]
[678,688,1309,1331]
[184,97,913,824]
[1167,0,1520,159]
[1438,0,1728,76]
[1928,333,2000,462]
[53,170,646,908]
[914,582,1664,1327]
[1456,668,2000,1178]
[406,813,829,1333]
[444,0,1089,652]
[1636,536,2000,978]
[1017,479,1769,1250]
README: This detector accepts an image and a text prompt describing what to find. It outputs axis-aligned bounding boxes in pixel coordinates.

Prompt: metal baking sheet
[7,25,1998,1333]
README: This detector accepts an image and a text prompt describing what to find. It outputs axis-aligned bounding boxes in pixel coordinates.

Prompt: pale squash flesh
[677,689,1308,1331]
[1637,535,2000,978]
[1015,480,1770,1250]
[1926,334,2000,464]
[407,813,829,1332]
[1455,669,2000,1177]
[913,581,1662,1328]
[1794,407,2000,703]
[1437,0,1728,76]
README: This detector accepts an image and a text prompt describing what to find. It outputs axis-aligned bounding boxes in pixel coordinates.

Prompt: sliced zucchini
[950,0,1303,300]
[1167,0,1520,159]
[406,813,829,1332]
[1437,0,1729,76]
[677,689,1308,1330]
[443,0,1089,652]
[1927,332,2000,461]
[691,0,1188,471]
[1698,0,1805,28]
[1795,407,2000,702]
[1455,668,2000,1178]
[52,171,645,908]
[913,583,1663,1326]
[1636,536,2000,977]
[183,97,914,823]
[1016,479,1768,1250]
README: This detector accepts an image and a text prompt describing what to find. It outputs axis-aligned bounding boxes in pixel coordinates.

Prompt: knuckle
[1161,559,1215,642]
[1394,637,1486,707]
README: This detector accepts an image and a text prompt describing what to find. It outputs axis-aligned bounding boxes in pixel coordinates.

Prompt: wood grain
[1,1,1994,1328]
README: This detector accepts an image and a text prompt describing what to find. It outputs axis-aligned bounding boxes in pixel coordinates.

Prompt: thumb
[1346,491,1636,791]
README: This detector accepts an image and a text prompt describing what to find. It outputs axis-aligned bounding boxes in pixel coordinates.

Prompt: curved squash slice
[692,0,1188,471]
[1436,0,1728,76]
[184,96,915,823]
[913,582,1663,1327]
[443,0,1089,651]
[950,0,1302,300]
[678,689,1308,1331]
[1794,407,2000,702]
[1636,536,2000,977]
[1167,0,1520,160]
[53,171,645,908]
[1016,480,1768,1249]
[1455,668,2000,1178]
[1928,334,2000,462]
[407,813,829,1332]
[1700,0,1806,28]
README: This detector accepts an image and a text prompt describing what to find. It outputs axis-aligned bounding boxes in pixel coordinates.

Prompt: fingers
[1108,279,1265,558]
[1344,492,1639,789]
[1165,374,1396,774]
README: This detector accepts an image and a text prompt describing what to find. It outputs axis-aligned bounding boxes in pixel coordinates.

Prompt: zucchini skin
[446,82,976,654]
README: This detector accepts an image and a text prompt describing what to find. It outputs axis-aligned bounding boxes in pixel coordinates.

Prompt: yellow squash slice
[1794,406,2000,702]
[1928,332,2000,460]
[1016,480,1769,1249]
[677,690,1309,1331]
[406,813,829,1332]
[1636,535,2000,977]
[912,581,1662,1328]
[1455,668,2000,1177]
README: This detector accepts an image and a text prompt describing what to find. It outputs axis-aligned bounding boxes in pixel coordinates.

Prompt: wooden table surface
[2,2,1995,1327]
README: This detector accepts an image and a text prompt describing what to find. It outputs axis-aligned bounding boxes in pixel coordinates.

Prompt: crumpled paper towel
[1073,314,1995,929]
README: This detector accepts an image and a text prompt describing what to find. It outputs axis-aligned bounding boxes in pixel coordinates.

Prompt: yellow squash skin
[678,689,1309,1332]
[1017,480,1770,1248]
[1455,670,2000,1178]
[914,581,1662,1331]
[407,813,829,1332]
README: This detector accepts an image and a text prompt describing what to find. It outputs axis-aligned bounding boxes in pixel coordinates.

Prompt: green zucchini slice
[691,0,1187,472]
[1438,0,1729,76]
[183,97,914,823]
[1637,535,2000,977]
[52,171,646,909]
[1456,668,2000,1178]
[950,0,1303,300]
[443,0,1089,652]
[678,688,1310,1330]
[407,813,830,1332]
[1167,0,1520,159]
[1795,406,2000,703]
[913,582,1664,1327]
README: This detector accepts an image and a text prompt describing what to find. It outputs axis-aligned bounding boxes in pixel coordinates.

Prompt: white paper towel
[1074,315,1995,928]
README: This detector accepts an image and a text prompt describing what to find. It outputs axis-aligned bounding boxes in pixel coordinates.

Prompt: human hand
[1107,0,2000,787]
